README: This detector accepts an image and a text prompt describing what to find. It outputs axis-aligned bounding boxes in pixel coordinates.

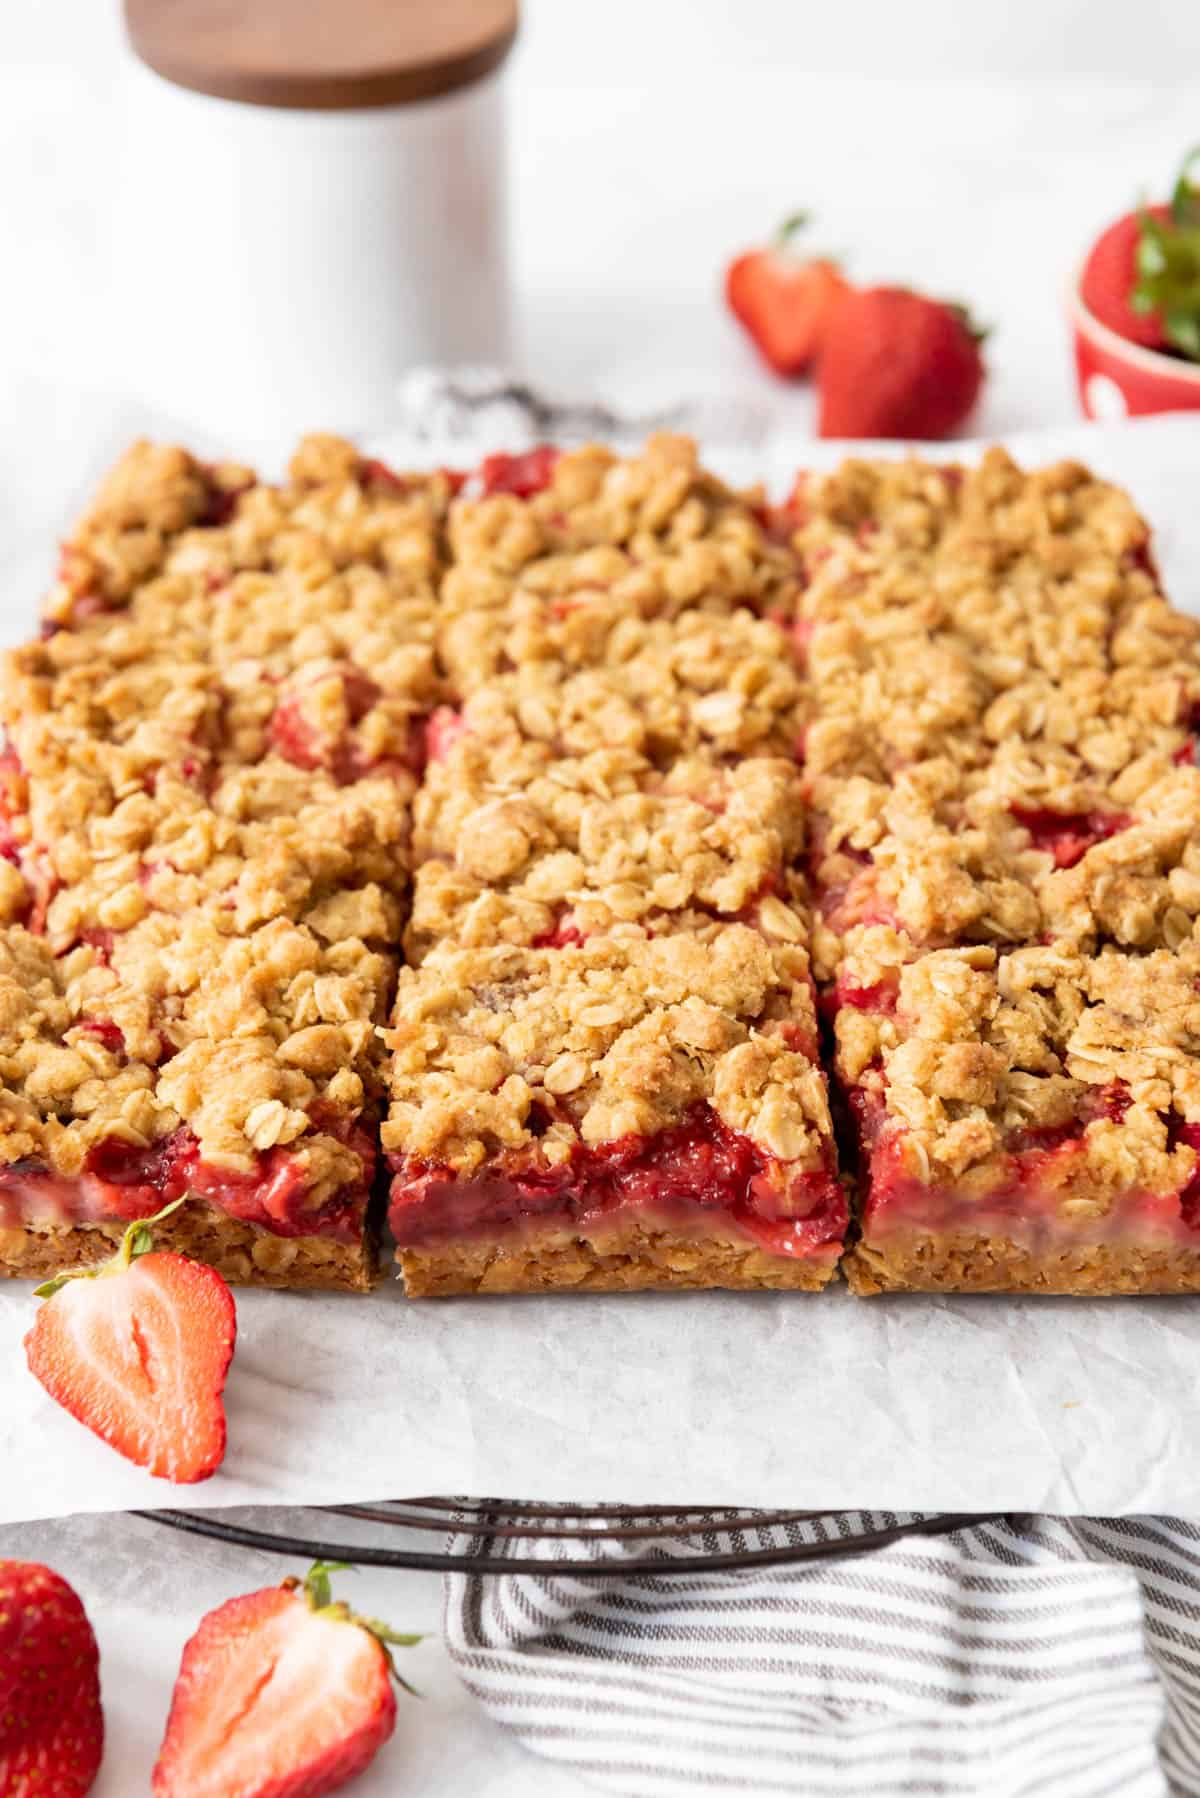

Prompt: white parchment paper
[1,399,1199,1525]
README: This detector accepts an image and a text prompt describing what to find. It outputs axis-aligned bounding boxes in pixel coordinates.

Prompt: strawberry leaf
[33,1271,77,1299]
[294,1563,425,1688]
[1170,145,1200,228]
[365,1618,426,1649]
[32,1195,189,1298]
[1133,208,1200,361]
[117,1194,188,1269]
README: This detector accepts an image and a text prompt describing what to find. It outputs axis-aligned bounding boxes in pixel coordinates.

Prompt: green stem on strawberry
[1169,146,1200,226]
[286,1563,425,1696]
[773,211,811,247]
[33,1195,188,1299]
[1133,146,1200,360]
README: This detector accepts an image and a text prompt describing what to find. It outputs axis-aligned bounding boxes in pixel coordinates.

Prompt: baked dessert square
[0,433,460,1291]
[791,449,1200,1294]
[382,924,844,1296]
[0,919,387,1289]
[408,670,807,958]
[437,434,801,691]
[837,939,1200,1295]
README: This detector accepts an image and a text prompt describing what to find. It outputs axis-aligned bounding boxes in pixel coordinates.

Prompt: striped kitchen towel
[443,1512,1200,1798]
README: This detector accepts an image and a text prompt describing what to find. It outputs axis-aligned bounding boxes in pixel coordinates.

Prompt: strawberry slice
[153,1562,421,1798]
[24,1199,236,1484]
[725,212,850,377]
[0,1560,104,1796]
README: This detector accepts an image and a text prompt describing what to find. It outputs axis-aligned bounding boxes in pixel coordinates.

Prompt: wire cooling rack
[138,1500,1003,1577]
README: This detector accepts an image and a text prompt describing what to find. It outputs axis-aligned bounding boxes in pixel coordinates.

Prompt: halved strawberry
[152,1563,421,1798]
[24,1199,236,1484]
[725,213,850,377]
[0,1560,103,1796]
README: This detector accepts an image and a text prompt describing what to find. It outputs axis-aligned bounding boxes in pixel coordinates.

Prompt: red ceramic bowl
[1070,271,1200,419]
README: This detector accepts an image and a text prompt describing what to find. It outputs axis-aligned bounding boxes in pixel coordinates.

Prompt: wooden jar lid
[124,0,519,112]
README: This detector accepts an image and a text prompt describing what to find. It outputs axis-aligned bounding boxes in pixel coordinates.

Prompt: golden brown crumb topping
[796,450,1198,783]
[837,937,1200,1204]
[409,683,807,955]
[438,434,800,689]
[383,925,828,1173]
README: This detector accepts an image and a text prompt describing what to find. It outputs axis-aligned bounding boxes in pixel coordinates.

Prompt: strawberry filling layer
[849,1085,1200,1249]
[1009,805,1132,871]
[388,1102,846,1261]
[0,1115,375,1241]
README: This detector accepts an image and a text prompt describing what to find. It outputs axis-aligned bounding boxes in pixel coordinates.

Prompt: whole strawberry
[726,213,850,377]
[0,1560,103,1795]
[153,1563,421,1798]
[25,1198,236,1484]
[817,287,986,440]
[1080,148,1200,358]
[1081,205,1173,349]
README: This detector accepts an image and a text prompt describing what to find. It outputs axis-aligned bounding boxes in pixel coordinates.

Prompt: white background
[4,1,1200,446]
[2,5,1200,1795]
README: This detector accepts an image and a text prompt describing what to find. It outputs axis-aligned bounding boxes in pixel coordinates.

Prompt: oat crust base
[398,1220,837,1297]
[0,1205,376,1292]
[845,1232,1200,1296]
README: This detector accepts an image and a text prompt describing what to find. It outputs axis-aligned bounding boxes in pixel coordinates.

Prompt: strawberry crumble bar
[791,450,1200,1293]
[383,926,842,1295]
[5,429,1199,1299]
[0,435,453,1290]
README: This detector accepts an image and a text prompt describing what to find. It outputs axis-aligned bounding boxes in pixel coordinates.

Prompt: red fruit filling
[792,616,816,660]
[829,975,898,1017]
[423,706,467,765]
[388,1102,846,1261]
[1124,538,1161,583]
[360,457,408,495]
[0,814,21,867]
[198,469,254,528]
[530,912,586,950]
[76,1017,125,1055]
[1010,805,1131,871]
[1169,1119,1200,1230]
[0,1114,374,1240]
[0,743,26,866]
[78,927,115,963]
[849,1081,1200,1244]
[779,1018,820,1063]
[478,447,560,499]
[360,457,467,497]
[268,666,419,785]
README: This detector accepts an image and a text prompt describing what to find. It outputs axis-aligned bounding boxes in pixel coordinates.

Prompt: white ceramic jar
[116,0,517,445]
